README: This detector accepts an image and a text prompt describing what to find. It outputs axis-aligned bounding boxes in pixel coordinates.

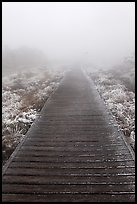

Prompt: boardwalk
[2,68,135,202]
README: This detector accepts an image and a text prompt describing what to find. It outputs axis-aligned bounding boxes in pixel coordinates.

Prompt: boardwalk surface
[2,68,135,202]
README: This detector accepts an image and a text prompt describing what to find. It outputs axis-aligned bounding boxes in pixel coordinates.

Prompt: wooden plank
[2,193,135,202]
[9,160,135,169]
[17,150,130,157]
[12,156,134,163]
[3,175,135,184]
[5,167,135,176]
[2,183,135,194]
[20,146,129,151]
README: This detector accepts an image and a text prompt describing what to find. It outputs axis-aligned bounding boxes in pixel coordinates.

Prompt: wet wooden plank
[5,166,135,175]
[3,175,135,184]
[2,193,135,202]
[3,183,135,194]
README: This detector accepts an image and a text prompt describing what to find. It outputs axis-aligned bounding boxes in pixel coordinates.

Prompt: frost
[87,69,135,150]
[2,67,64,164]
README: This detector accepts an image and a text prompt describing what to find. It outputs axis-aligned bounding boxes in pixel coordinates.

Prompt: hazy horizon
[2,2,135,69]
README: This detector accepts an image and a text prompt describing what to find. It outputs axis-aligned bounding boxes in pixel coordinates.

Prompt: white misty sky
[2,2,135,67]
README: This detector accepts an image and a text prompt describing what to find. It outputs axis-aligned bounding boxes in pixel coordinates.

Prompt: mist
[2,2,135,182]
[2,2,135,72]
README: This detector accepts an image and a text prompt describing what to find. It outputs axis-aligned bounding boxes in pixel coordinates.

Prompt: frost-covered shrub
[89,70,135,151]
[2,68,64,164]
[106,88,127,103]
[10,79,26,90]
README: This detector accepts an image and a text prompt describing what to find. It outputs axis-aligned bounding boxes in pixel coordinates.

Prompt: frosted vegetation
[87,56,135,151]
[2,67,64,164]
[2,49,135,166]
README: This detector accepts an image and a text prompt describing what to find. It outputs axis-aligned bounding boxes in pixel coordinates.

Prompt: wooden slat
[2,183,135,194]
[9,160,135,169]
[5,167,135,175]
[2,194,135,202]
[3,175,135,184]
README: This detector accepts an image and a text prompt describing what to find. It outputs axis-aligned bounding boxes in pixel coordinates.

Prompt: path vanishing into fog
[2,68,135,202]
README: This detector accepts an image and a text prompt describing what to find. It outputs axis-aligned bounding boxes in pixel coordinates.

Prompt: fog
[2,2,135,72]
